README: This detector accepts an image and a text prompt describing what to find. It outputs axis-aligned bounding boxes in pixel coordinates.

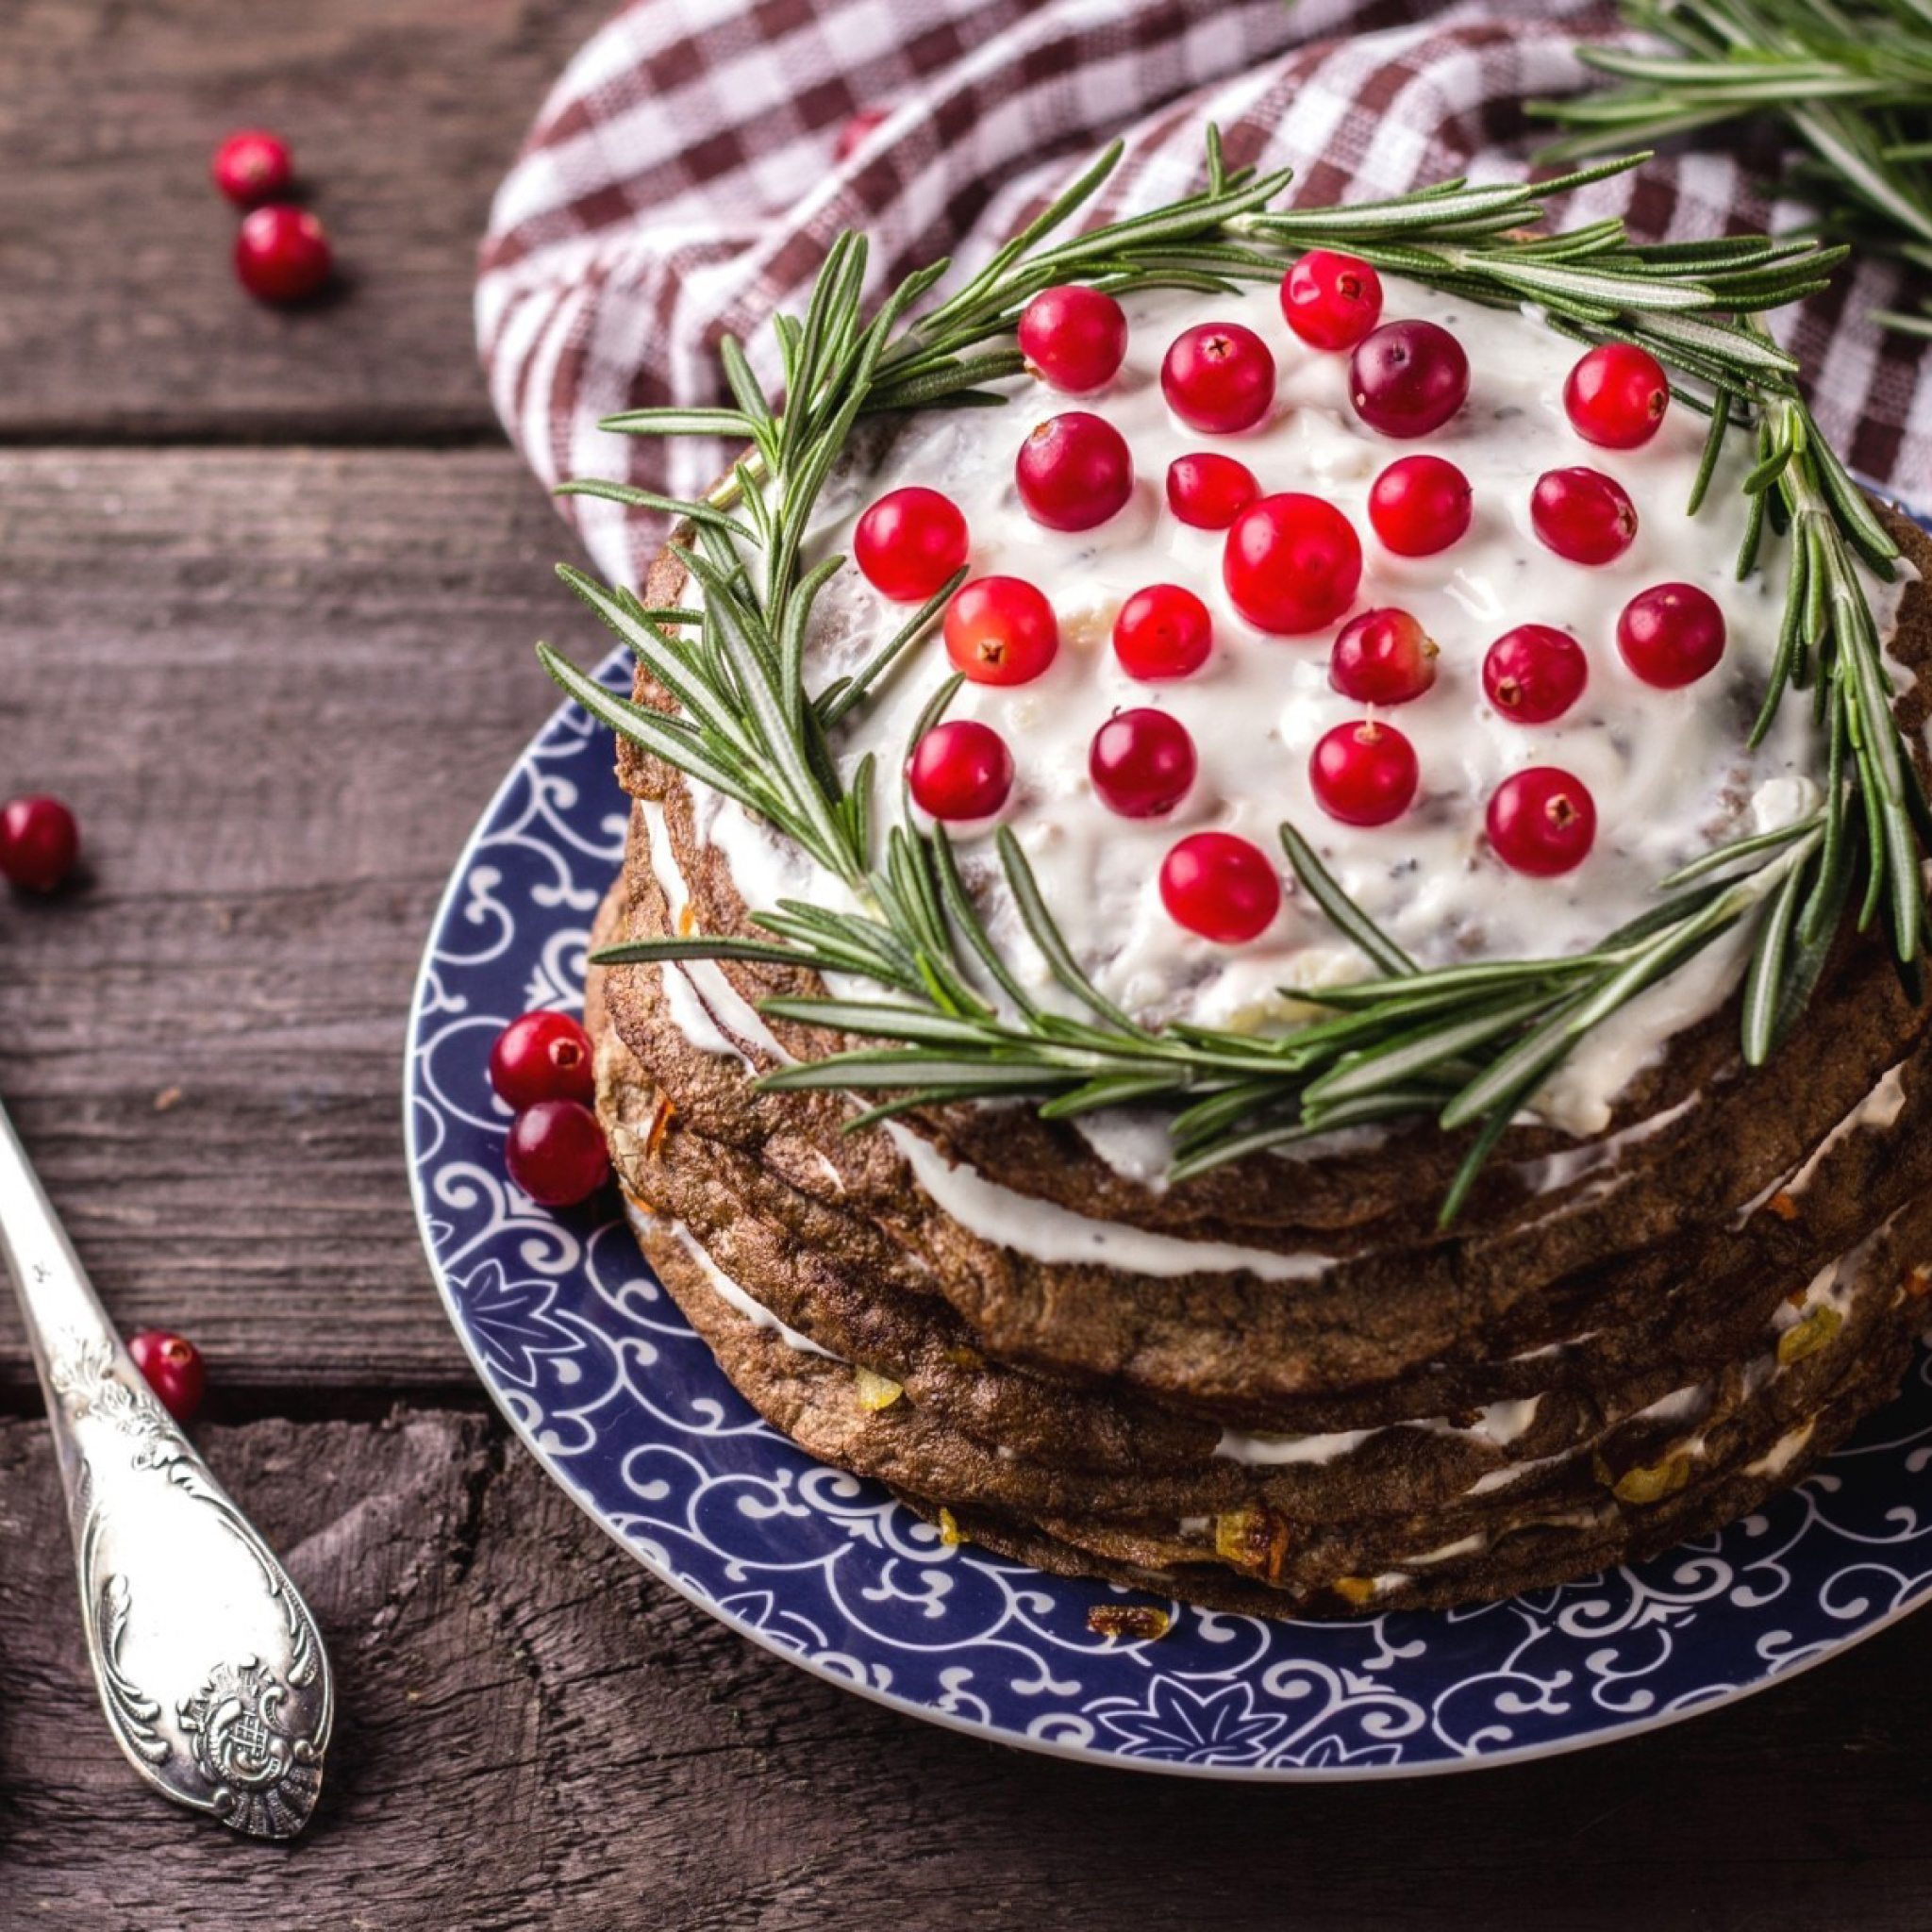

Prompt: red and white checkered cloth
[476,0,1929,585]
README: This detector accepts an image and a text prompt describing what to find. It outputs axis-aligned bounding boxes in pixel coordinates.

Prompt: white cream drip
[1213,1392,1541,1465]
[886,1122,1331,1282]
[1745,1419,1817,1479]
[633,1204,843,1361]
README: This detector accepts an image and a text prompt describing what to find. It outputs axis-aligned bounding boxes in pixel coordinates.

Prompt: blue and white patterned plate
[406,647,1932,1780]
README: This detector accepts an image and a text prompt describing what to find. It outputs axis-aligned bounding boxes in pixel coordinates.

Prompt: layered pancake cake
[574,262,1931,1619]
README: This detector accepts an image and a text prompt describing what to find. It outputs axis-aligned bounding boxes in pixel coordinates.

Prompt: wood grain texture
[0,0,613,441]
[0,1410,1928,1931]
[0,446,594,1399]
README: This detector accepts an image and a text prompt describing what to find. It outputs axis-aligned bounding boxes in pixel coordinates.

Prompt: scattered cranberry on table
[1368,453,1472,557]
[1483,625,1589,724]
[1349,319,1469,438]
[834,107,890,162]
[234,204,333,304]
[1328,608,1438,707]
[944,575,1059,685]
[490,1009,595,1109]
[1113,583,1213,681]
[1165,451,1259,529]
[0,793,80,893]
[1161,322,1276,434]
[1014,411,1133,532]
[1089,708,1197,819]
[1018,285,1128,394]
[908,719,1014,821]
[1487,767,1597,875]
[1617,582,1726,688]
[1223,492,1362,636]
[855,486,970,601]
[1564,342,1670,450]
[1531,466,1638,565]
[130,1330,207,1424]
[1280,249,1383,351]
[210,128,294,207]
[505,1098,611,1208]
[1309,720,1420,827]
[1159,831,1281,943]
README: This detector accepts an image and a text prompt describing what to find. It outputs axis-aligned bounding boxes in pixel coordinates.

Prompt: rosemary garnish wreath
[538,133,1924,1223]
[1535,0,1932,339]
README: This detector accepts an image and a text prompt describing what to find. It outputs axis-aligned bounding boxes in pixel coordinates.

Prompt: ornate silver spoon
[0,1093,334,1838]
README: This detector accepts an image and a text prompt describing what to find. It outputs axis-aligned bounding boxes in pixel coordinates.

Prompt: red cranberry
[234,204,332,304]
[1349,320,1470,438]
[1617,583,1726,688]
[1309,721,1419,826]
[1368,454,1472,557]
[1531,467,1638,565]
[908,720,1014,821]
[1280,249,1383,351]
[944,576,1058,685]
[1564,342,1669,450]
[130,1330,207,1424]
[1487,768,1596,875]
[855,487,970,601]
[1483,625,1588,724]
[506,1099,610,1207]
[210,129,293,208]
[1089,709,1197,818]
[1165,452,1259,530]
[1159,832,1281,942]
[1113,584,1212,681]
[0,794,80,892]
[834,108,890,161]
[1014,411,1134,531]
[1160,322,1276,434]
[1329,608,1437,706]
[1223,492,1362,636]
[1018,285,1128,393]
[490,1010,595,1109]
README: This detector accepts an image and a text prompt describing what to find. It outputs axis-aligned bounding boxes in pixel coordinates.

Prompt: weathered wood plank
[0,446,595,1396]
[1,1409,1930,1929]
[0,0,612,440]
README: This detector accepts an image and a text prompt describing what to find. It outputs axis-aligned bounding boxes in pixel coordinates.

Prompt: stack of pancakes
[586,508,1932,1618]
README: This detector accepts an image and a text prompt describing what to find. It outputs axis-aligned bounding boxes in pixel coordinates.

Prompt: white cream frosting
[684,275,1903,1137]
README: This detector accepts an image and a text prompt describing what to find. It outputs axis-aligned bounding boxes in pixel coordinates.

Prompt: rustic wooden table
[3,6,1930,1926]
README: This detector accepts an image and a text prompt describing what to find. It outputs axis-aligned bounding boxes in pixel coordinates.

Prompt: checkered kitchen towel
[476,0,1930,586]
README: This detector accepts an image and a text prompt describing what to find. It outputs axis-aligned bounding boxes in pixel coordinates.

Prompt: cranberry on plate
[506,1099,610,1207]
[491,1010,596,1109]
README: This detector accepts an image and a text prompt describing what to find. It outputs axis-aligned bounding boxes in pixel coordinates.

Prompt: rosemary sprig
[540,133,1922,1222]
[1536,0,1932,338]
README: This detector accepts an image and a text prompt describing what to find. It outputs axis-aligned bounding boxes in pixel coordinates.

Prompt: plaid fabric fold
[477,0,1929,584]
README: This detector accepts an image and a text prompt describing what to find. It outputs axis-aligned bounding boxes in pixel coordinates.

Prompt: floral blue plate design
[406,642,1932,1781]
